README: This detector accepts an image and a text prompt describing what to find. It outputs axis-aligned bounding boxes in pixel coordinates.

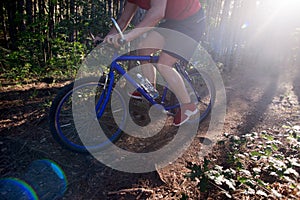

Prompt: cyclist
[95,0,206,126]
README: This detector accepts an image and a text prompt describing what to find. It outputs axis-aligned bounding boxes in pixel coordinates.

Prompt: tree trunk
[108,0,112,17]
[7,0,17,49]
[48,0,55,59]
[25,0,33,31]
[37,0,47,66]
[38,0,44,20]
[66,0,69,21]
[48,0,54,38]
[33,0,37,22]
[91,0,96,19]
[54,1,59,25]
[0,1,8,47]
[17,0,26,32]
[117,0,125,19]
[69,0,75,41]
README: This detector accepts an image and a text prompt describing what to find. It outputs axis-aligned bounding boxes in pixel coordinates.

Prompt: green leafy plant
[186,158,210,193]
[184,125,300,199]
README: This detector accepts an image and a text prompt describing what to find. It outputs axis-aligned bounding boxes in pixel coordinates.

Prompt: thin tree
[7,1,17,49]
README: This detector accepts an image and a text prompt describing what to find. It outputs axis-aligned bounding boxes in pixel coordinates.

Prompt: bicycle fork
[95,72,114,119]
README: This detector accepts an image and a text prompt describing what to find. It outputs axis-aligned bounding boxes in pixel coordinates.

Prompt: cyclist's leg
[137,30,193,105]
[137,31,165,85]
[156,52,199,126]
[156,52,191,104]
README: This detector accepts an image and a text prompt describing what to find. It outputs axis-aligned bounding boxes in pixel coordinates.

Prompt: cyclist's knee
[137,46,154,55]
[158,52,178,67]
[138,31,165,49]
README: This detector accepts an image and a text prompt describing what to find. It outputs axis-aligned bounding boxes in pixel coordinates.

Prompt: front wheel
[49,77,127,153]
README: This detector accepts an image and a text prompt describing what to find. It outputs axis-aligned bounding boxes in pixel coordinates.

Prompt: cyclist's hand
[104,34,123,48]
[93,36,103,46]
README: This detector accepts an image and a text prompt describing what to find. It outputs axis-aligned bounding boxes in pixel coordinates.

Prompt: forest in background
[0,0,299,82]
[0,1,300,199]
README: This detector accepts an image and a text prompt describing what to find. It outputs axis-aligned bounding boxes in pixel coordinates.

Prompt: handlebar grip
[118,38,126,46]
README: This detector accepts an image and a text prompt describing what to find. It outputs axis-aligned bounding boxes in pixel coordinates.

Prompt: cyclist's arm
[107,2,138,35]
[124,0,167,42]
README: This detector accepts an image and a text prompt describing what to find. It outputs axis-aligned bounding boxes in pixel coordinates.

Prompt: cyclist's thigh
[137,31,165,54]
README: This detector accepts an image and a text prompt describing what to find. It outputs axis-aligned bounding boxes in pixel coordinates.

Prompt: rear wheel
[163,67,215,124]
[185,69,215,123]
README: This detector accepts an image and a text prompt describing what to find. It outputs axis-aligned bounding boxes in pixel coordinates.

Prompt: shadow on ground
[225,58,282,134]
[293,62,300,103]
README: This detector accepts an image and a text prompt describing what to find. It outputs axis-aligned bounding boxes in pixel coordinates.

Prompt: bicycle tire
[49,77,127,153]
[186,69,216,123]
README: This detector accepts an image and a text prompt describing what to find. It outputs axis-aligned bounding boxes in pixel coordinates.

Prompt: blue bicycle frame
[94,53,195,119]
[96,53,199,118]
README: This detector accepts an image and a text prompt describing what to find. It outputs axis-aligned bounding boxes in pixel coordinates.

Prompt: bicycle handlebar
[111,18,126,46]
[91,18,127,47]
[111,18,124,39]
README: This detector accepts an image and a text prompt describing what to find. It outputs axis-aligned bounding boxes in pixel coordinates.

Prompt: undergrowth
[185,124,300,199]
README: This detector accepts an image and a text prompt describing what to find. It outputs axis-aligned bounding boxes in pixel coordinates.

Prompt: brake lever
[89,32,104,46]
[89,19,126,48]
[111,18,127,46]
[111,18,125,41]
[89,32,96,40]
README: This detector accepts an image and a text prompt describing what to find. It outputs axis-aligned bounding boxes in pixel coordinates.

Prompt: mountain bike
[49,19,216,153]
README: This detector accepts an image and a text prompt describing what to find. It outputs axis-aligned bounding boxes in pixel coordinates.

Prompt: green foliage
[185,125,300,199]
[2,44,84,83]
[47,36,86,77]
[186,158,210,192]
[0,0,122,83]
[1,22,87,82]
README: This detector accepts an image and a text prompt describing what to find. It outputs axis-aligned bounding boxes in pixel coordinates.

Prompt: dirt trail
[0,58,299,199]
[152,58,300,198]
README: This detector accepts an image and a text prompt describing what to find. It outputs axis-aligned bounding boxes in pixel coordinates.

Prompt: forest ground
[0,56,299,199]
